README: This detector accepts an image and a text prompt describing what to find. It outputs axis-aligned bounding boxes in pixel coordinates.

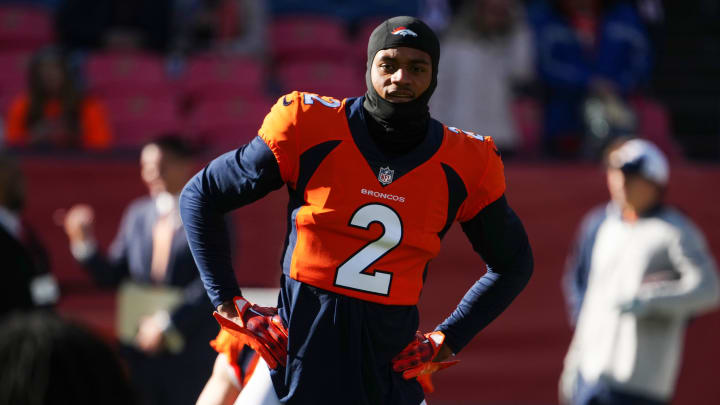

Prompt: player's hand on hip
[213,296,288,369]
[391,330,459,393]
[216,300,240,319]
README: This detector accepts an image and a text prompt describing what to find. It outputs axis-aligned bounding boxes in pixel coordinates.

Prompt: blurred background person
[0,153,59,319]
[0,311,137,405]
[171,0,267,58]
[560,138,720,405]
[4,48,112,150]
[527,0,652,158]
[431,0,534,156]
[62,135,216,405]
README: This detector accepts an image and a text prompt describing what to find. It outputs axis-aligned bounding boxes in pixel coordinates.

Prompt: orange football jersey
[258,91,505,305]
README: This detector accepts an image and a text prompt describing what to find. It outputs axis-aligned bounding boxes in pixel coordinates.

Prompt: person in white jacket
[560,138,720,405]
[431,0,534,155]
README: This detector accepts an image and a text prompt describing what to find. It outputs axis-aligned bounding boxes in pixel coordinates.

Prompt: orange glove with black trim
[391,330,459,393]
[213,296,288,369]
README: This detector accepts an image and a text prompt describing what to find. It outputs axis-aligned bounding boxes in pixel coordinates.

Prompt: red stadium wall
[20,157,720,405]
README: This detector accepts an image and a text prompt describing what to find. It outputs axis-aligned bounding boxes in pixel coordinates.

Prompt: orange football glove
[209,329,246,382]
[391,330,459,393]
[213,296,288,369]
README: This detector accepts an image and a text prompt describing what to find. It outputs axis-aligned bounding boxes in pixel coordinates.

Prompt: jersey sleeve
[437,195,533,353]
[258,91,302,187]
[179,136,284,308]
[457,137,506,222]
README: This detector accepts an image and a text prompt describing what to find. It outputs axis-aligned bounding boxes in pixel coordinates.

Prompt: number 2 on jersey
[334,203,403,296]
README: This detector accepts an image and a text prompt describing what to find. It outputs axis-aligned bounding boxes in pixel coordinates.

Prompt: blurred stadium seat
[510,97,543,158]
[182,55,265,102]
[352,18,385,64]
[270,15,350,63]
[86,51,173,98]
[0,4,53,51]
[0,50,30,85]
[268,0,336,17]
[103,95,181,148]
[0,92,15,118]
[0,50,30,114]
[276,61,364,99]
[187,94,272,150]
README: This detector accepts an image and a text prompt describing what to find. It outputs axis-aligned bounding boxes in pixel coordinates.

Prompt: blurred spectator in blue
[419,0,453,35]
[4,48,112,150]
[56,0,173,52]
[0,153,59,319]
[432,0,534,156]
[634,0,663,48]
[171,0,267,57]
[527,0,652,158]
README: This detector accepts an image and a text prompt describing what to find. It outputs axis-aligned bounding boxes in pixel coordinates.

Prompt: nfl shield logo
[378,167,394,185]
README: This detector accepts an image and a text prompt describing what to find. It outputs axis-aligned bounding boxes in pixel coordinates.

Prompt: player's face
[371,47,432,103]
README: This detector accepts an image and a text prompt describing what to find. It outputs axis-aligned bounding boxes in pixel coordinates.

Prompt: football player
[180,16,533,405]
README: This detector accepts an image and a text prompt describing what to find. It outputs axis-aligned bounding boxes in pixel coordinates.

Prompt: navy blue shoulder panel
[295,140,342,195]
[280,140,341,276]
[179,136,285,308]
[439,163,468,239]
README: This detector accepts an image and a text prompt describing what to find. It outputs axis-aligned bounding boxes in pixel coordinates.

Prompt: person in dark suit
[63,135,216,405]
[0,153,59,318]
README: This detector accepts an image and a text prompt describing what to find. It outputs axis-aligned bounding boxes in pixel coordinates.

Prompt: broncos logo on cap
[391,27,418,37]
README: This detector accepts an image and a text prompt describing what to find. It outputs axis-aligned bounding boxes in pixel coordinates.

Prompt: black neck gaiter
[362,17,440,157]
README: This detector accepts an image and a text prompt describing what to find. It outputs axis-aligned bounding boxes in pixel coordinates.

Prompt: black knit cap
[365,16,440,78]
[363,16,440,138]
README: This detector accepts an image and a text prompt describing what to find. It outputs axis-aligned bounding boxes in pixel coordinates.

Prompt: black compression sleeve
[436,195,533,352]
[179,136,284,308]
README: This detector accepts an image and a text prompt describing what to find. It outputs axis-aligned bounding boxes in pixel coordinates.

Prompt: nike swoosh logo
[283,96,293,106]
